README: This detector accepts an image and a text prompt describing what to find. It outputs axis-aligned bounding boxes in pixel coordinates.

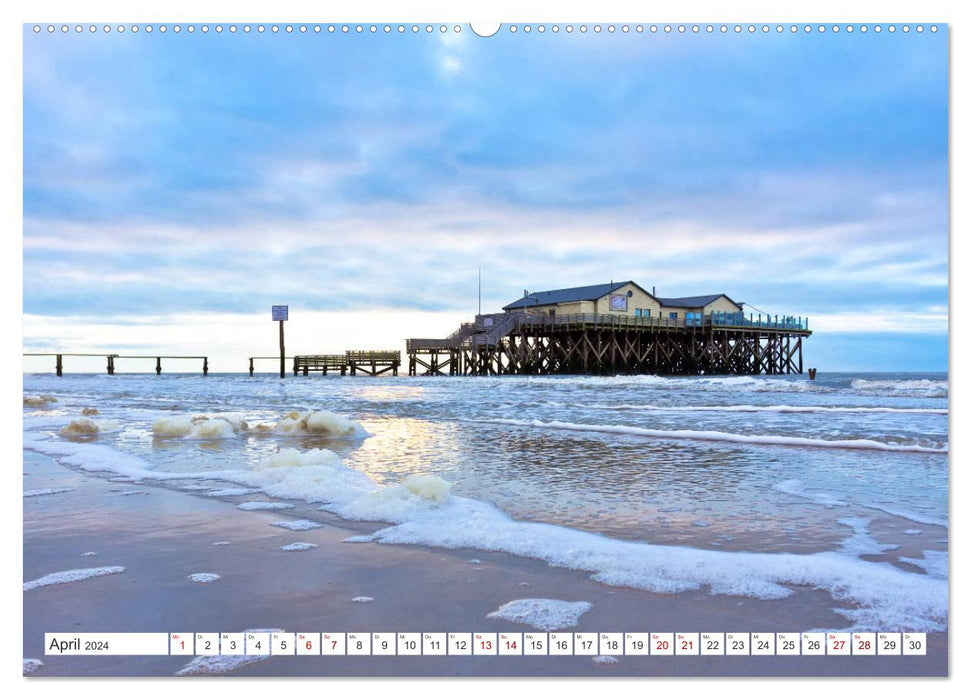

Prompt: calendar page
[21,11,949,681]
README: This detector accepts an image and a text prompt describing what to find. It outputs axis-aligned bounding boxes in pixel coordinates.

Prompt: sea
[23,371,948,632]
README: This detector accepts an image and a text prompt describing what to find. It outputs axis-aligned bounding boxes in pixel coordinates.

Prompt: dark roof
[657,294,740,309]
[503,281,637,310]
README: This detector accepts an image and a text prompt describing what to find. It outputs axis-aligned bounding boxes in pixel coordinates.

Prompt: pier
[408,312,811,377]
[23,353,209,376]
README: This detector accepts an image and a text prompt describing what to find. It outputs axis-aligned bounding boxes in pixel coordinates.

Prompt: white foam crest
[357,493,947,631]
[582,403,947,415]
[351,596,374,603]
[187,573,221,583]
[237,501,294,511]
[24,566,125,591]
[851,378,948,398]
[593,655,620,665]
[273,409,366,437]
[486,599,591,631]
[24,487,74,498]
[479,418,947,454]
[900,551,948,580]
[23,658,44,675]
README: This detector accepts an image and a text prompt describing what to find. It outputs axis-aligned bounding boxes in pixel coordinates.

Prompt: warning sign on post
[272,305,288,322]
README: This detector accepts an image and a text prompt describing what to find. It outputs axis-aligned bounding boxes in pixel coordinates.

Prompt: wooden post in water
[55,354,62,377]
[156,356,162,375]
[249,357,254,377]
[203,357,209,376]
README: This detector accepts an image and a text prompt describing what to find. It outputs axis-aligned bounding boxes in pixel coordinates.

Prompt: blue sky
[23,24,948,370]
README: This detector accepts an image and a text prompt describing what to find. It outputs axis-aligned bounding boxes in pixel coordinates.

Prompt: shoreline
[23,450,947,677]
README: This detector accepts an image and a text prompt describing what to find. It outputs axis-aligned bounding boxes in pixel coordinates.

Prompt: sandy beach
[23,449,946,677]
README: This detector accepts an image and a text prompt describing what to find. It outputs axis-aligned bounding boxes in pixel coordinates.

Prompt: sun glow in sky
[22,24,948,371]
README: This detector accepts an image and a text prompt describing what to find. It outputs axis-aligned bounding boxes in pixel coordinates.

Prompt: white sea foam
[212,541,230,546]
[899,551,948,580]
[478,418,947,454]
[24,487,74,498]
[81,552,97,556]
[271,519,324,531]
[23,658,44,675]
[175,628,280,676]
[583,403,948,415]
[59,418,121,437]
[152,416,238,440]
[351,596,374,603]
[838,518,899,557]
[237,501,294,511]
[24,394,58,407]
[187,573,221,583]
[486,599,592,631]
[593,655,619,665]
[273,410,366,437]
[281,542,317,552]
[24,566,125,591]
[207,487,262,497]
[116,490,148,497]
[904,529,923,535]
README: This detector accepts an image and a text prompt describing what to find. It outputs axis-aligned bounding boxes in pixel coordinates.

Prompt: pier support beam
[249,358,254,377]
[203,357,209,376]
[55,354,62,377]
[156,356,162,375]
[106,356,115,375]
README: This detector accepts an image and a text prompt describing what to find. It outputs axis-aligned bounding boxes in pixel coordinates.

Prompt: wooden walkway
[293,351,401,377]
[24,353,208,376]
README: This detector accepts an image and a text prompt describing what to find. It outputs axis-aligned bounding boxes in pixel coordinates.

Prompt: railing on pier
[291,354,348,376]
[24,352,209,376]
[248,355,294,376]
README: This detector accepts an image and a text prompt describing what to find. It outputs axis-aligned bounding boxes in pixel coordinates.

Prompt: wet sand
[23,449,947,677]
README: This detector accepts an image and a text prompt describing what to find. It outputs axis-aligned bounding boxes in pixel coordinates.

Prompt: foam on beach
[900,551,948,580]
[207,487,262,497]
[271,519,324,531]
[773,479,846,507]
[187,573,221,583]
[486,599,592,631]
[351,596,374,603]
[477,418,947,454]
[24,487,74,498]
[237,501,294,511]
[23,566,125,592]
[23,658,44,675]
[81,407,99,416]
[281,542,317,552]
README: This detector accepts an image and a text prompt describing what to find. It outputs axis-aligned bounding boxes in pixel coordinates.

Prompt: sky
[22,23,949,372]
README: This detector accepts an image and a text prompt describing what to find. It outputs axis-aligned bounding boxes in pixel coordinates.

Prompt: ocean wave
[850,378,948,398]
[574,403,947,415]
[477,418,948,454]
